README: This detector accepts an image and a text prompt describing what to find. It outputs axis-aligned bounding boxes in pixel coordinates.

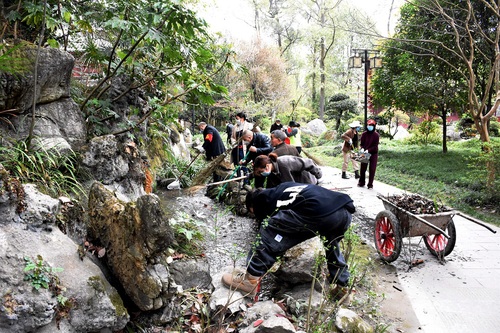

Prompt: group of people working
[197,113,379,304]
[199,112,320,188]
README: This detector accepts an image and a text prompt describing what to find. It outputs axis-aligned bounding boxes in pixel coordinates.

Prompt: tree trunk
[319,37,325,119]
[440,106,447,153]
[311,42,317,107]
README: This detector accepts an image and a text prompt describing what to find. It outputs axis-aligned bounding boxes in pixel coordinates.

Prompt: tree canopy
[371,0,500,146]
[2,0,235,138]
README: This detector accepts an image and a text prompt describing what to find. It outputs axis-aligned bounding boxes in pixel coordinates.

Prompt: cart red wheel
[374,210,402,262]
[423,220,456,257]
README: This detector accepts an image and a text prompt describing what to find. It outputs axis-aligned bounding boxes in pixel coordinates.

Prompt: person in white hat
[340,120,361,179]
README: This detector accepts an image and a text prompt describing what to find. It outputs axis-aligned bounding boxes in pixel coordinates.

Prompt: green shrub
[490,118,499,137]
[316,130,338,146]
[404,120,441,145]
[169,212,206,256]
[0,140,88,198]
[301,133,315,148]
[465,141,500,211]
[156,148,207,188]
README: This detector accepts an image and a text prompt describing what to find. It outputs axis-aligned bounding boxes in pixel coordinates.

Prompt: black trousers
[246,207,352,286]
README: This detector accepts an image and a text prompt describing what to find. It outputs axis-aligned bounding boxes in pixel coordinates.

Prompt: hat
[289,121,296,127]
[349,120,362,128]
[275,119,281,122]
[367,119,377,125]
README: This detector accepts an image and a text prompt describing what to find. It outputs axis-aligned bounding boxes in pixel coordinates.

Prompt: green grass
[308,138,500,226]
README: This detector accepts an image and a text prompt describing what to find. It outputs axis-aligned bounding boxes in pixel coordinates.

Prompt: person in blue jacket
[240,129,273,164]
[221,182,355,302]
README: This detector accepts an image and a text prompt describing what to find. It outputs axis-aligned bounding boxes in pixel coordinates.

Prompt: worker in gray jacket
[270,130,300,157]
[252,153,322,188]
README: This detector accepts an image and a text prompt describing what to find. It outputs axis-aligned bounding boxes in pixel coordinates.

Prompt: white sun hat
[348,120,362,128]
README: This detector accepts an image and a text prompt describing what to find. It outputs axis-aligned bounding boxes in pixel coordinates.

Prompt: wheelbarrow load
[373,193,496,263]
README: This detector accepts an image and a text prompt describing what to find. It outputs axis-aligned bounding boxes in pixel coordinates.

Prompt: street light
[348,49,383,128]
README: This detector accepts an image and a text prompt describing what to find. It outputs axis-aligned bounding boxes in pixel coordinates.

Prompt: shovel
[167,151,202,190]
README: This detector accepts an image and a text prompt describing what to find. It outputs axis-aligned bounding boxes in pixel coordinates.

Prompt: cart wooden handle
[456,212,497,234]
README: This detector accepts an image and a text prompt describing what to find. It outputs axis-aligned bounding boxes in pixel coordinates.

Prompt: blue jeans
[247,207,352,286]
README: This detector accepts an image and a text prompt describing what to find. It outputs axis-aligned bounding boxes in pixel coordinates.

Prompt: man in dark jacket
[221,182,355,301]
[269,119,283,133]
[198,122,225,160]
[241,129,273,164]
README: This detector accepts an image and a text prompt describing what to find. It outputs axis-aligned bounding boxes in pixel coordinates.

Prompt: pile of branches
[386,194,451,214]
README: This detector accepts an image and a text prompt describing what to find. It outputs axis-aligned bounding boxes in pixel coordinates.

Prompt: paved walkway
[320,166,500,333]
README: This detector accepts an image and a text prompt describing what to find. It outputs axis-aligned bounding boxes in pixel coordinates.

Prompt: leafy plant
[0,140,88,198]
[156,148,207,189]
[169,212,206,256]
[405,120,441,145]
[23,255,63,290]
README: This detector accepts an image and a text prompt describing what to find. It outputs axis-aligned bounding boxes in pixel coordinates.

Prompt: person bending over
[221,182,356,301]
[252,153,322,188]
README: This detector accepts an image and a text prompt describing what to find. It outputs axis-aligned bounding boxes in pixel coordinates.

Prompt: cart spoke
[376,217,396,255]
[426,234,447,252]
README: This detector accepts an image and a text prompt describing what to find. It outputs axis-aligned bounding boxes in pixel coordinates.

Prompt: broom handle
[178,151,202,180]
[206,175,248,187]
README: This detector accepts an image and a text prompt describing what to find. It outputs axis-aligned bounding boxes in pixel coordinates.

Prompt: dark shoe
[221,270,261,298]
[354,170,360,179]
[341,172,350,179]
[367,185,373,189]
[357,183,365,187]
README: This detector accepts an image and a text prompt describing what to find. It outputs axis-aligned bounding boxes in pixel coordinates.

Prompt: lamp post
[348,49,383,128]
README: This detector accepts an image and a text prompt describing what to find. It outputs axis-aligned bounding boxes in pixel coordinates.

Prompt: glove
[348,139,353,146]
[196,146,205,153]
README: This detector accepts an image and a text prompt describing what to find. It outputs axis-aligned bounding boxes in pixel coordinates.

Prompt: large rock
[0,42,85,151]
[0,182,129,333]
[87,182,176,311]
[274,236,326,286]
[0,43,73,111]
[302,119,327,136]
[335,308,374,333]
[82,135,148,201]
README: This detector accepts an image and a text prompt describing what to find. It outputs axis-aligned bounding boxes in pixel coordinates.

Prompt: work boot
[330,284,353,305]
[354,170,360,179]
[221,270,261,298]
[341,172,350,179]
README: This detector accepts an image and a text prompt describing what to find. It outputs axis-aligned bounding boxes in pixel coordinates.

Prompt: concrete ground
[320,166,500,333]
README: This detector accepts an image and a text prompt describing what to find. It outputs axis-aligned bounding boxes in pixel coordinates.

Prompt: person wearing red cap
[357,118,380,189]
